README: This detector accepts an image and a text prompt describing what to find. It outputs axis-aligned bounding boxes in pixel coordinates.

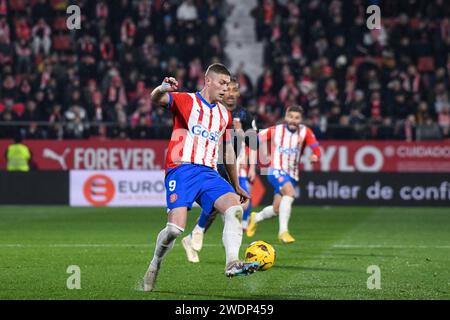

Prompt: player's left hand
[235,186,250,204]
[309,154,319,163]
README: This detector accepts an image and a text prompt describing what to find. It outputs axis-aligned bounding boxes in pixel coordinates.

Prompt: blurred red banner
[0,139,167,170]
[0,140,449,172]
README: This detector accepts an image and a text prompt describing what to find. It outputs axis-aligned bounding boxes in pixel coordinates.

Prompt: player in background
[182,79,258,263]
[246,106,321,243]
[143,64,259,292]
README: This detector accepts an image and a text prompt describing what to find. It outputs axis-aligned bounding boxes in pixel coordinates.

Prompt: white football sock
[149,223,184,270]
[255,206,276,223]
[193,224,205,234]
[222,205,243,264]
[279,196,294,234]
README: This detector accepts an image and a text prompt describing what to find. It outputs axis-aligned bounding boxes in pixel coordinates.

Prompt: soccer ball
[244,240,276,271]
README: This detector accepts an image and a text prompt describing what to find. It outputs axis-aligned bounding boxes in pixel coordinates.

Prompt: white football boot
[182,236,199,263]
[143,265,159,292]
[190,230,204,252]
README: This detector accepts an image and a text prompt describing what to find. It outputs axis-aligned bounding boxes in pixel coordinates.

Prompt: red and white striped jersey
[164,92,232,171]
[259,124,320,181]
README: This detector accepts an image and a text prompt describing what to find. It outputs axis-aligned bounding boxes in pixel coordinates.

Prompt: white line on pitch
[0,243,222,248]
[0,243,449,249]
[332,244,450,249]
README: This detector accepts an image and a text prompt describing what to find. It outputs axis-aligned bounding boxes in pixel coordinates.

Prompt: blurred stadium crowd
[0,0,449,141]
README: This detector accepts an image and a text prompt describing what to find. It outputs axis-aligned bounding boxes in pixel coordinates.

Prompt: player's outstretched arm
[150,77,178,107]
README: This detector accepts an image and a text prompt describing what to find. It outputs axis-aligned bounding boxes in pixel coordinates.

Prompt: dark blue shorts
[165,164,235,215]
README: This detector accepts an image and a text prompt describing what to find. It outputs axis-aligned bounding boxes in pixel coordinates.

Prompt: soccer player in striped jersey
[143,64,259,292]
[246,105,321,243]
[181,79,258,263]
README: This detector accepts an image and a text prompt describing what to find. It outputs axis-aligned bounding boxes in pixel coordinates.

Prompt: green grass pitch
[0,206,449,300]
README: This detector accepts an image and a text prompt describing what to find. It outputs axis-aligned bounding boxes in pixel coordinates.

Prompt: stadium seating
[0,0,449,141]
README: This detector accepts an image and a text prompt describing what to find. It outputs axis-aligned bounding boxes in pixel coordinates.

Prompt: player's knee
[281,188,295,198]
[280,184,295,198]
[228,195,241,207]
[166,223,184,240]
[273,206,280,215]
[282,195,295,204]
[215,193,241,213]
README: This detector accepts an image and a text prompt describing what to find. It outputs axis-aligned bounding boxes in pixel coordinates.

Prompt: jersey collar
[196,92,216,109]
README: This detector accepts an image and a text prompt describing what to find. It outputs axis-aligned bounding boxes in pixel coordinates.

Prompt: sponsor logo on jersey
[191,124,219,142]
[278,146,299,155]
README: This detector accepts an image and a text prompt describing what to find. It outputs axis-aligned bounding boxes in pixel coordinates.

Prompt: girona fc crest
[170,193,178,203]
